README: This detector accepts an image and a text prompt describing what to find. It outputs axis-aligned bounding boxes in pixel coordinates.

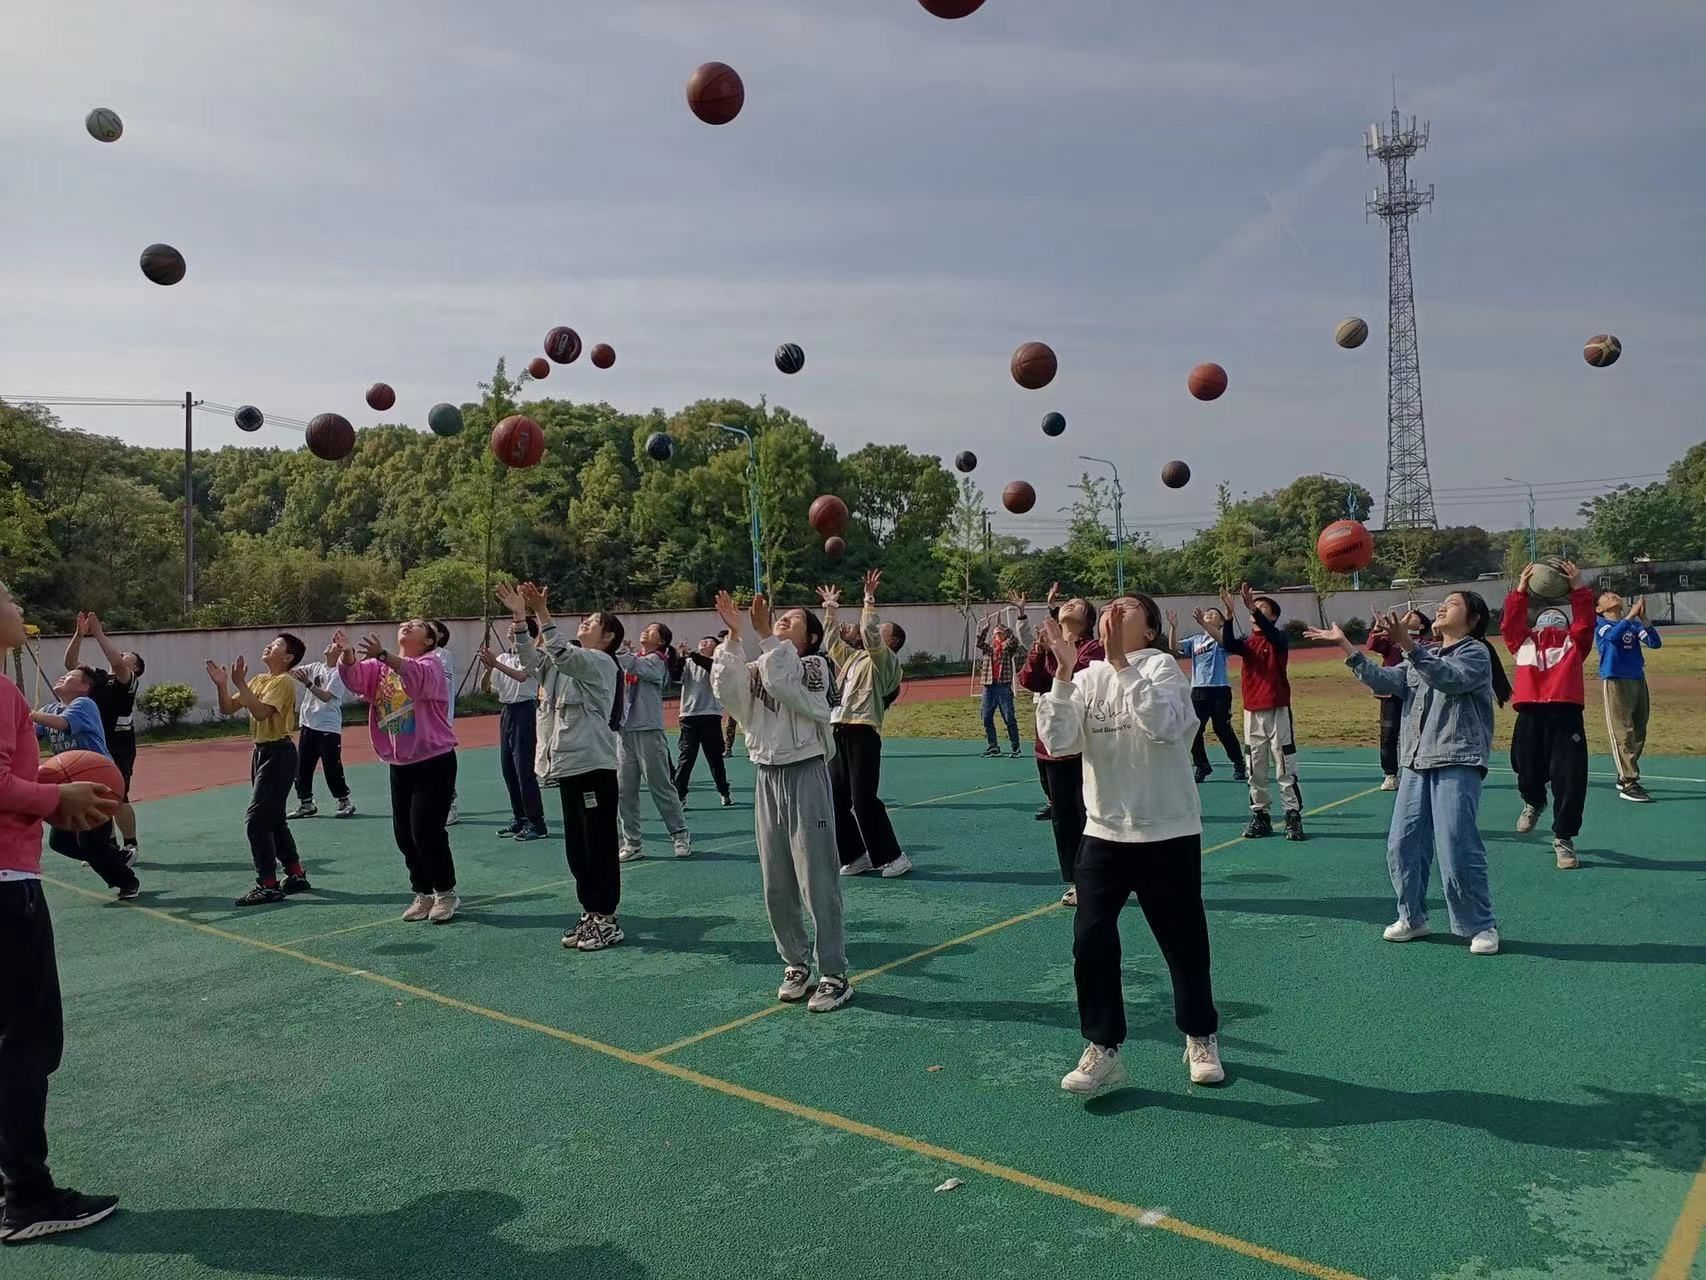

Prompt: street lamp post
[1078,455,1126,594]
[719,423,763,595]
[1322,472,1364,589]
[1503,476,1537,564]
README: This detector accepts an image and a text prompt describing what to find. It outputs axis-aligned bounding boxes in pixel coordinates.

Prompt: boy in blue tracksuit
[1166,606,1245,785]
[29,667,139,896]
[1595,592,1661,802]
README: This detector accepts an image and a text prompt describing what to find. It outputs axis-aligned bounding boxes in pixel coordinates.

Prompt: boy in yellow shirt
[207,633,313,906]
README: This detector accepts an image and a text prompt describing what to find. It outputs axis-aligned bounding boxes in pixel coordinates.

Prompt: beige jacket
[824,600,902,731]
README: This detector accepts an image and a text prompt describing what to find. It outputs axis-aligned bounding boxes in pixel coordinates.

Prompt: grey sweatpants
[618,729,688,847]
[755,757,847,977]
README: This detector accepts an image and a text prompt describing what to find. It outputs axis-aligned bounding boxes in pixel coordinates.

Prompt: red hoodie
[1,675,61,877]
[1018,633,1105,761]
[1501,586,1594,707]
[1223,610,1291,712]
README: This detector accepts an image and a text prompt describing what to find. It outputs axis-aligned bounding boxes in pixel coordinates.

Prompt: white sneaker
[1516,804,1540,834]
[402,893,434,922]
[428,891,458,924]
[1554,837,1579,870]
[1470,928,1500,955]
[1184,1034,1226,1084]
[1382,919,1431,942]
[671,832,692,860]
[562,913,591,949]
[577,913,624,951]
[123,841,139,869]
[1061,885,1078,906]
[618,844,645,864]
[335,797,356,818]
[840,853,874,877]
[1380,775,1399,792]
[880,853,913,878]
[445,805,459,826]
[1061,1044,1127,1095]
[807,975,853,1012]
[777,966,812,1003]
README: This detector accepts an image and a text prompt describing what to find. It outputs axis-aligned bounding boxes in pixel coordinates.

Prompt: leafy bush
[137,682,198,730]
[1342,617,1369,644]
[903,649,944,675]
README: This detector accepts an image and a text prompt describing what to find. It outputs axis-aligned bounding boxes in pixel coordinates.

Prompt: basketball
[809,494,849,538]
[527,356,551,380]
[365,382,396,412]
[1010,342,1057,390]
[234,404,264,433]
[1315,519,1374,574]
[775,343,805,375]
[1188,362,1228,401]
[1584,334,1621,368]
[686,61,745,125]
[1161,460,1191,489]
[1526,557,1572,602]
[545,326,582,364]
[306,413,355,461]
[85,107,123,142]
[824,536,846,559]
[38,749,125,822]
[1335,317,1369,349]
[645,432,675,462]
[427,403,464,438]
[590,343,616,369]
[1041,411,1066,438]
[140,243,186,286]
[491,415,545,469]
[1002,481,1037,514]
[955,450,977,473]
[919,0,986,15]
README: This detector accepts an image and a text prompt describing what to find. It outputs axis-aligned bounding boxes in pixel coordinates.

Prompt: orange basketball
[491,415,546,469]
[527,356,550,379]
[686,62,744,126]
[1316,519,1374,574]
[1188,362,1228,401]
[38,750,125,823]
[1010,341,1057,390]
[1002,481,1037,514]
[1583,333,1621,368]
[809,494,849,537]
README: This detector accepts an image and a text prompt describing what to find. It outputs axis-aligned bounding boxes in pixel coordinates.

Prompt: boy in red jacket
[1220,584,1306,841]
[1018,592,1103,904]
[1501,561,1594,869]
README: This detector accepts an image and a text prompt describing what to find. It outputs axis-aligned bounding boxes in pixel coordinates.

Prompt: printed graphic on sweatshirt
[374,669,416,739]
[747,665,779,714]
[1085,693,1136,737]
[807,655,839,710]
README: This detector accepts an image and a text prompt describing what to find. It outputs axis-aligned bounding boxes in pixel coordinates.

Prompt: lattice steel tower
[1366,103,1437,529]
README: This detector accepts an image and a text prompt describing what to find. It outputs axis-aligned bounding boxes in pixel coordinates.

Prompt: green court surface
[19,743,1706,1279]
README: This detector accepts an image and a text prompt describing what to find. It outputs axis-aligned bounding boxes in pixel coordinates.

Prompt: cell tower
[1367,101,1438,529]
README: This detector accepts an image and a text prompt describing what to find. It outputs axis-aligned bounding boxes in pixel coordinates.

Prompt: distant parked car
[1390,578,1424,590]
[1476,573,1501,581]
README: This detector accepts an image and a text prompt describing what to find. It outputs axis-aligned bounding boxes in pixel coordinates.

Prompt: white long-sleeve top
[710,633,836,768]
[1036,649,1201,844]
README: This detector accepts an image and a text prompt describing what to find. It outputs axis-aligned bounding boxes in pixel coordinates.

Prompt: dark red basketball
[1583,334,1621,368]
[527,356,550,379]
[1010,342,1057,390]
[365,382,395,412]
[590,343,616,369]
[1188,362,1228,401]
[824,536,846,559]
[545,326,582,364]
[809,494,849,538]
[1002,481,1037,514]
[686,62,744,126]
[919,0,986,15]
[491,415,546,469]
[1161,460,1191,489]
[305,413,355,461]
[139,243,186,286]
[1316,519,1374,574]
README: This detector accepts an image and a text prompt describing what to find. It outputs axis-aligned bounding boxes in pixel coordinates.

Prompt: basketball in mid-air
[527,357,551,380]
[427,403,464,438]
[775,343,805,375]
[809,495,849,538]
[824,536,846,559]
[545,326,582,364]
[234,405,264,433]
[1335,318,1369,349]
[1583,334,1621,368]
[365,383,395,412]
[85,107,123,142]
[687,62,744,125]
[645,432,675,462]
[306,413,355,462]
[140,243,186,286]
[1041,412,1066,438]
[919,0,986,16]
[1161,460,1191,489]
[590,343,615,369]
[1010,342,1057,390]
[955,451,977,473]
[1188,362,1228,401]
[491,415,545,468]
[1316,519,1374,574]
[1002,481,1037,514]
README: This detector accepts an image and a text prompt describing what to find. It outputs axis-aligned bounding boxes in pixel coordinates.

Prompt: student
[1369,609,1434,790]
[288,636,355,819]
[340,621,461,922]
[62,612,144,863]
[1220,584,1305,841]
[615,622,691,862]
[1019,593,1103,904]
[1026,583,1068,820]
[712,590,850,1012]
[481,585,548,841]
[513,584,627,952]
[430,621,460,826]
[821,570,909,879]
[1037,596,1223,1097]
[975,594,1030,758]
[1307,594,1511,956]
[1595,592,1661,803]
[1165,605,1245,786]
[207,635,312,906]
[29,669,139,899]
[672,636,732,809]
[0,577,123,1245]
[1502,562,1595,869]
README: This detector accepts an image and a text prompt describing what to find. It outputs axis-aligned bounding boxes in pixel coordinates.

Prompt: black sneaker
[1009,746,1023,758]
[1242,811,1272,839]
[1618,782,1654,803]
[235,883,285,906]
[1232,769,1248,783]
[496,822,523,839]
[980,746,1000,758]
[2,1189,119,1245]
[116,877,141,901]
[1284,811,1306,841]
[513,826,548,843]
[1035,804,1053,822]
[1193,764,1212,784]
[281,873,313,896]
[122,841,139,869]
[720,794,733,808]
[562,913,591,949]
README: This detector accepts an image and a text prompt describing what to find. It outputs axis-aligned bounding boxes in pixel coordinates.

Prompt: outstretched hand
[1099,600,1128,670]
[1560,559,1581,587]
[749,593,772,636]
[1218,586,1237,616]
[205,660,229,686]
[1303,623,1353,653]
[1040,616,1077,675]
[1045,581,1060,606]
[231,655,249,686]
[494,581,525,617]
[714,590,743,638]
[863,568,882,600]
[358,634,386,660]
[816,584,841,608]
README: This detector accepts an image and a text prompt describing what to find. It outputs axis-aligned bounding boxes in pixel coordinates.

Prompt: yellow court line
[1654,1156,1706,1279]
[41,872,1365,1280]
[896,778,1029,808]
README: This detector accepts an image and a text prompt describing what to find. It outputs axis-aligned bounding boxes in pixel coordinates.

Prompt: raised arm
[1565,577,1595,660]
[84,615,134,683]
[818,585,856,671]
[755,641,832,723]
[709,591,757,720]
[1308,621,1407,697]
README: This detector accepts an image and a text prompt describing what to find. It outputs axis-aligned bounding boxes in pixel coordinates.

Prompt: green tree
[1581,483,1701,563]
[393,559,497,619]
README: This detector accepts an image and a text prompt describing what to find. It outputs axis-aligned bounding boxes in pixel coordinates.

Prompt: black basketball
[775,343,805,375]
[645,432,675,462]
[545,326,582,364]
[140,243,186,286]
[234,405,264,433]
[305,413,355,462]
[955,451,977,473]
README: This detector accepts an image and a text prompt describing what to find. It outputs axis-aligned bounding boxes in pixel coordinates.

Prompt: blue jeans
[1386,765,1496,936]
[981,682,1018,750]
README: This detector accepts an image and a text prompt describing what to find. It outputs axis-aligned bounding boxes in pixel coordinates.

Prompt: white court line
[1293,760,1706,786]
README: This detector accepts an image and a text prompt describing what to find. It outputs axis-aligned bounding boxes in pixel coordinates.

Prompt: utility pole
[1322,471,1365,589]
[718,423,763,595]
[1505,475,1538,563]
[1079,455,1126,594]
[183,391,196,619]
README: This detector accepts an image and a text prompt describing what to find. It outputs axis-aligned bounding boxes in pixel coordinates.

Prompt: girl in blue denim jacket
[1307,591,1512,956]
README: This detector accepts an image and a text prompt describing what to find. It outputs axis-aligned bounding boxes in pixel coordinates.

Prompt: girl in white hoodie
[1037,594,1225,1097]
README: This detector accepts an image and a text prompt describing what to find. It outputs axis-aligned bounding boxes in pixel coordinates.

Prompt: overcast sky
[4,0,1702,547]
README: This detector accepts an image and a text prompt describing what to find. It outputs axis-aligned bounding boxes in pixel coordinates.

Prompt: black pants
[296,726,349,802]
[1190,687,1242,772]
[1074,833,1218,1048]
[499,703,545,828]
[390,752,458,893]
[109,733,136,800]
[1038,756,1086,884]
[246,740,300,881]
[558,770,620,915]
[1377,697,1403,777]
[1036,758,1051,803]
[46,821,136,893]
[1511,704,1588,839]
[675,715,730,801]
[831,724,903,868]
[0,881,63,1209]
